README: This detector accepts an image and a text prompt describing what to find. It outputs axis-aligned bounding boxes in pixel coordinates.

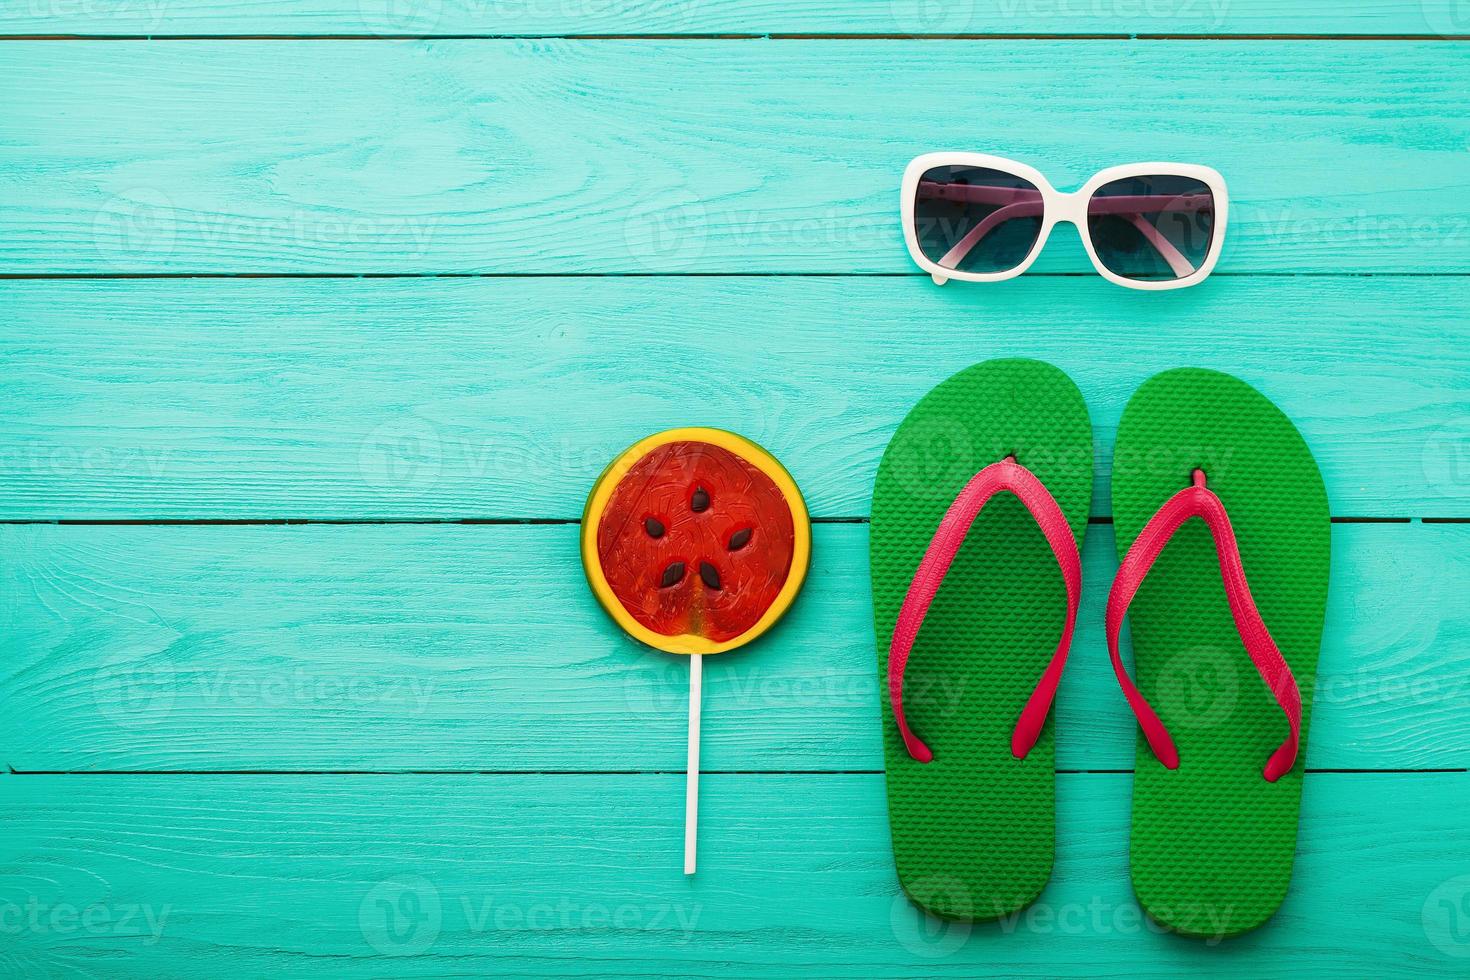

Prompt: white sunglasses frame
[900,152,1229,291]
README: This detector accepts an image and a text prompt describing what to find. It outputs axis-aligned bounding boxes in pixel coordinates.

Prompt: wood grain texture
[2,770,1466,976]
[4,521,1465,772]
[3,0,1463,36]
[3,276,1467,521]
[2,40,1468,274]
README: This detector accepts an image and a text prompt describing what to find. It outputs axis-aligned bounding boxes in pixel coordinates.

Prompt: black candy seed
[699,562,721,590]
[660,562,686,588]
[727,528,752,551]
[644,517,665,538]
[690,487,710,513]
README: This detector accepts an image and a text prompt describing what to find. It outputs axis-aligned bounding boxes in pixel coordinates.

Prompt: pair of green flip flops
[871,359,1330,938]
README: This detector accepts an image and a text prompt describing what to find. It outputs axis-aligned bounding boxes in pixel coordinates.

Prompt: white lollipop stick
[684,652,703,875]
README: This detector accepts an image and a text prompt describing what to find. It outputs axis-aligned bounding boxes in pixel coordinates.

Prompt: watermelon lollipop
[583,428,811,873]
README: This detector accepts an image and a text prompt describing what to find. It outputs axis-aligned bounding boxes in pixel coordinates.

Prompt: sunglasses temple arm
[1124,214,1195,277]
[918,181,1210,216]
[937,201,1043,269]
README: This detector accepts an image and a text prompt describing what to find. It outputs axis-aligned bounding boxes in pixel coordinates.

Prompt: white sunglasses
[901,153,1228,291]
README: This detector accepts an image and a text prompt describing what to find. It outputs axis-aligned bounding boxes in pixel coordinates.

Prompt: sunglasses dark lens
[912,165,1044,275]
[1087,175,1215,281]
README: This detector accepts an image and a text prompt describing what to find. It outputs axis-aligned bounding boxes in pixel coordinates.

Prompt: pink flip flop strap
[1105,469,1302,782]
[888,456,1082,763]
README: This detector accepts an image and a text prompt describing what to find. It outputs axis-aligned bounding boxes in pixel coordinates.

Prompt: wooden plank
[2,0,1462,37]
[1,770,1465,975]
[3,276,1466,521]
[2,41,1468,274]
[4,521,1465,772]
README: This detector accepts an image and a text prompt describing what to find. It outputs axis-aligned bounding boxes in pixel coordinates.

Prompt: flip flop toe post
[871,359,1092,921]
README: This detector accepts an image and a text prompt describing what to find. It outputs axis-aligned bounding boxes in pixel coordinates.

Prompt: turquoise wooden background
[2,3,1469,975]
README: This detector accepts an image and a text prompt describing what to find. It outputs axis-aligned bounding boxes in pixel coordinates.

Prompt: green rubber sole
[1112,368,1330,939]
[870,359,1091,921]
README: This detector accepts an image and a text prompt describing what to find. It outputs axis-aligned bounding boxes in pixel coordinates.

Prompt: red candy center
[596,440,797,643]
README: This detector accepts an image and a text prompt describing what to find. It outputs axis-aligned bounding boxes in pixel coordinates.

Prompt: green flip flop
[871,359,1092,921]
[1109,368,1330,939]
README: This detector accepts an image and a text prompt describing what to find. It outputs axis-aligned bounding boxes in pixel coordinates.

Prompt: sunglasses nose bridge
[1048,189,1091,228]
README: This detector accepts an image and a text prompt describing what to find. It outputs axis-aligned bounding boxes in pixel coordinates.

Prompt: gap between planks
[2,33,1470,41]
[5,272,1470,281]
[0,517,1431,525]
[8,767,1466,776]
